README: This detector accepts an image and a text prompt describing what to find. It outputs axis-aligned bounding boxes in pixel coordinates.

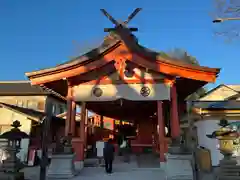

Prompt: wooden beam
[104,27,138,32]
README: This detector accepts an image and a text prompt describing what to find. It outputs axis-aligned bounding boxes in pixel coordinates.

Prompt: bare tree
[213,0,240,40]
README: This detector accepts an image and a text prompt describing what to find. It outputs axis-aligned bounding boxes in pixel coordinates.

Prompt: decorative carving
[92,87,103,97]
[124,69,134,78]
[140,86,150,97]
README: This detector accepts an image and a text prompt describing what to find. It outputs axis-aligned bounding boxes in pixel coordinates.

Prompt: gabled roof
[192,101,240,110]
[0,102,64,122]
[199,84,240,101]
[25,30,220,85]
[0,81,49,95]
[226,85,240,92]
[0,81,66,101]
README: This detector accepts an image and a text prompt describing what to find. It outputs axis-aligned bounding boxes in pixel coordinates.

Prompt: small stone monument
[165,138,193,180]
[206,119,240,180]
[0,120,29,180]
[47,133,76,179]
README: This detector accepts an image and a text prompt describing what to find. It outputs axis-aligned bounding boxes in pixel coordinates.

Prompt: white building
[191,84,240,166]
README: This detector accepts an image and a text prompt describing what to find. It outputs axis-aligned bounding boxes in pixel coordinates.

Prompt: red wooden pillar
[70,101,76,136]
[100,115,104,129]
[84,110,88,147]
[170,84,180,139]
[79,102,86,160]
[100,115,104,139]
[65,85,73,136]
[157,101,165,162]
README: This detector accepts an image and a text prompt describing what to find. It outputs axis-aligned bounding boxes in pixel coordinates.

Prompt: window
[52,104,57,114]
[27,101,38,110]
[17,100,23,107]
[59,104,65,114]
[23,100,28,108]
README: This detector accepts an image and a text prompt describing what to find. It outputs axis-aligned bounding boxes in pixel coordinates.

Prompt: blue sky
[0,0,239,89]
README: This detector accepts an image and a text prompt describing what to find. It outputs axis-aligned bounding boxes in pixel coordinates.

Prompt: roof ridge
[224,84,240,93]
[225,84,240,87]
[0,80,30,83]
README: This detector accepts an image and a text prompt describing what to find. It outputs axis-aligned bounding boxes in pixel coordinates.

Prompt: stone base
[160,162,167,171]
[0,171,24,180]
[47,154,76,179]
[74,161,84,171]
[165,153,193,180]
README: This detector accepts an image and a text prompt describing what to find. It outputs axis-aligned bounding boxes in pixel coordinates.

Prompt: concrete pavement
[74,167,166,180]
[22,155,166,180]
[23,165,166,180]
[22,154,216,180]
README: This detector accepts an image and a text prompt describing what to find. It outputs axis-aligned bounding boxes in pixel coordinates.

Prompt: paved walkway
[22,155,216,180]
[76,167,165,180]
[23,164,166,180]
[23,155,166,180]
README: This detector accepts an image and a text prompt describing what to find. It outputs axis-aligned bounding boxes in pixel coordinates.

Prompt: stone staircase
[84,158,99,167]
[217,158,240,180]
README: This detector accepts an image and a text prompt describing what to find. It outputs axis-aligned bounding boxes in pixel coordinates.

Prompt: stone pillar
[157,101,166,168]
[70,101,76,136]
[165,85,193,179]
[170,84,180,140]
[40,98,53,180]
[47,84,76,179]
[165,153,193,180]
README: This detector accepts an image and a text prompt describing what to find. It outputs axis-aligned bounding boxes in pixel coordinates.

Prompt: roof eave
[25,40,121,79]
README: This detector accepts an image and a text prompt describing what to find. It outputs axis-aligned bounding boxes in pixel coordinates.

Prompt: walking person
[103,138,115,174]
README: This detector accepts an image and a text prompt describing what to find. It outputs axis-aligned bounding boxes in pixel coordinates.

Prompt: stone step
[218,176,240,180]
[220,160,237,165]
[220,165,240,169]
[218,172,240,176]
[84,158,99,167]
[220,168,240,172]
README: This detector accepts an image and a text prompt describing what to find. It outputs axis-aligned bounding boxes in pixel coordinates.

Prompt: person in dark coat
[103,138,115,173]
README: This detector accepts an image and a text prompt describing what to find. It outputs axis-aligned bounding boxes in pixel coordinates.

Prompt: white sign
[73,83,170,102]
[96,141,105,157]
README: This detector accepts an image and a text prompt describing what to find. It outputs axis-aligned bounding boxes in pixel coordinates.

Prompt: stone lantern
[206,119,240,179]
[206,119,240,158]
[47,133,76,179]
[0,120,29,180]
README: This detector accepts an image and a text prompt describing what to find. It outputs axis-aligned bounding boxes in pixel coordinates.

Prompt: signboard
[28,149,36,166]
[96,141,105,157]
[73,83,170,102]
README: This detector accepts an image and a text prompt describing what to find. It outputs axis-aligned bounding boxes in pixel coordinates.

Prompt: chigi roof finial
[100,8,142,32]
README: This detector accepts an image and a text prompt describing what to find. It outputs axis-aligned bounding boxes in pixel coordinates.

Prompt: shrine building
[25,9,220,168]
